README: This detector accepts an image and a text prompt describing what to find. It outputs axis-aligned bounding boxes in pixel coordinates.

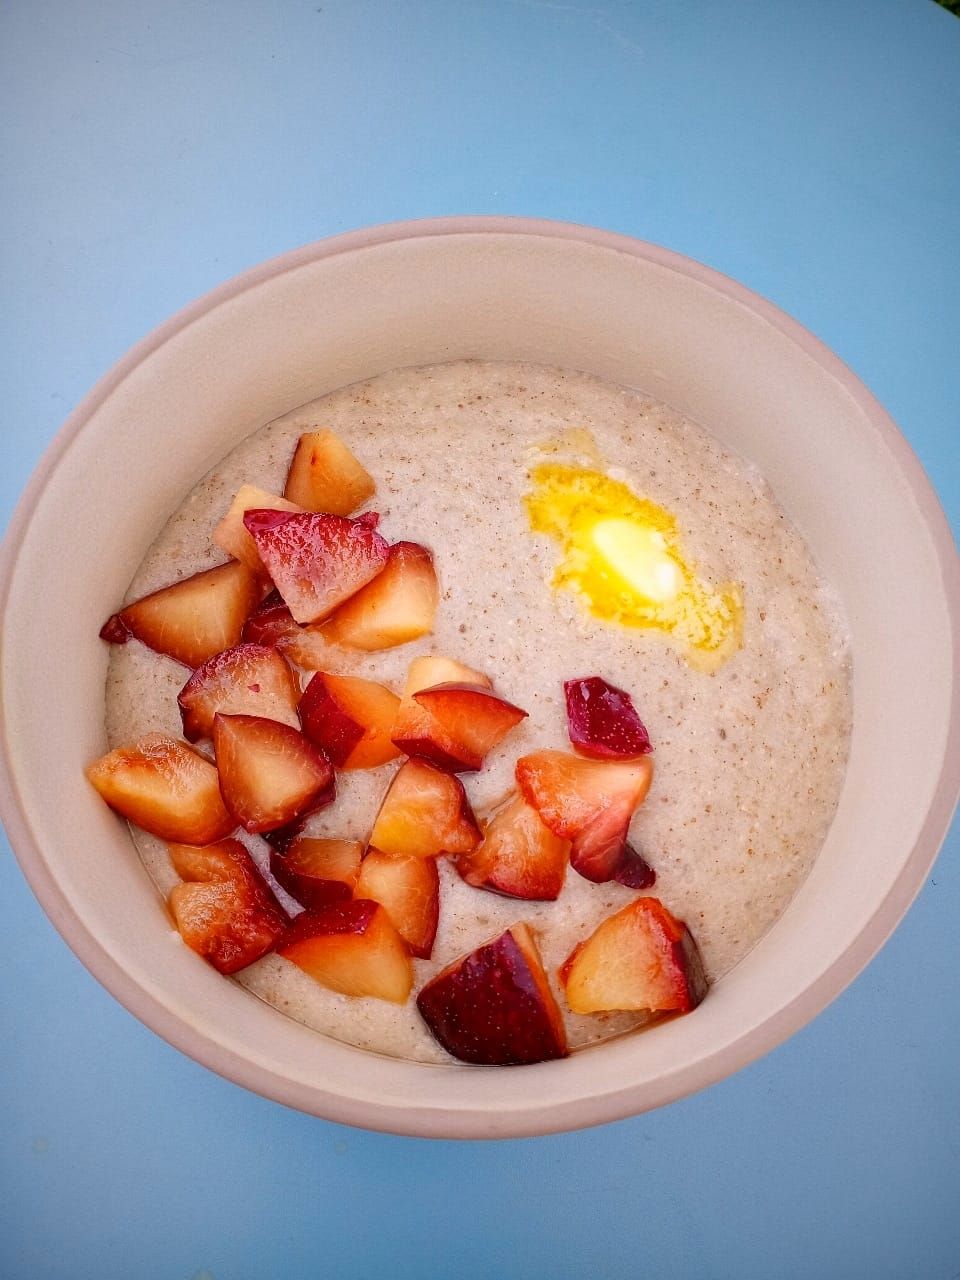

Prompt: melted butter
[525,463,743,670]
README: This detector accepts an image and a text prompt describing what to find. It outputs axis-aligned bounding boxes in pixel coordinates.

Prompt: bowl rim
[1,215,958,1137]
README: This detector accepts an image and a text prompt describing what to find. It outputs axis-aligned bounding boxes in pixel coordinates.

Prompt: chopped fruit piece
[559,897,707,1014]
[391,657,496,773]
[417,924,568,1065]
[404,656,492,695]
[613,846,657,890]
[278,900,413,1003]
[213,485,302,575]
[283,429,376,516]
[86,734,234,844]
[276,625,341,670]
[168,839,287,974]
[323,542,439,651]
[101,561,260,669]
[299,672,401,770]
[241,590,301,647]
[569,803,636,883]
[563,676,652,759]
[270,837,363,909]
[369,758,480,859]
[177,643,301,741]
[243,509,390,625]
[356,850,440,959]
[213,713,335,834]
[516,750,653,840]
[455,793,569,901]
[409,683,527,770]
[516,750,653,883]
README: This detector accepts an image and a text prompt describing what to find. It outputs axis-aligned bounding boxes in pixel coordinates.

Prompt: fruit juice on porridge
[91,361,852,1065]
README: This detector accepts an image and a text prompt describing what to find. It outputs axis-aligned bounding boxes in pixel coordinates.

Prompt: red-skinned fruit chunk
[277,900,413,1003]
[369,758,480,859]
[213,485,302,575]
[356,850,440,959]
[409,683,527,771]
[417,924,568,1065]
[177,643,301,741]
[299,672,401,770]
[560,897,707,1015]
[213,713,335,834]
[168,839,287,974]
[516,751,653,841]
[613,846,657,890]
[390,657,496,773]
[323,541,439,651]
[455,793,569,901]
[241,590,301,647]
[100,561,260,669]
[269,837,363,910]
[86,734,234,844]
[563,676,652,759]
[283,430,376,516]
[243,509,389,625]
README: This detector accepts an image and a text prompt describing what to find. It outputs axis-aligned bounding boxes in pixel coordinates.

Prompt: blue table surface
[2,3,958,1277]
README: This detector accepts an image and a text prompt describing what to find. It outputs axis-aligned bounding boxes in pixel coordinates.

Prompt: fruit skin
[408,683,528,771]
[241,589,301,647]
[283,429,376,516]
[213,484,302,575]
[390,656,494,772]
[416,924,568,1065]
[563,676,653,759]
[86,734,234,845]
[323,541,439,651]
[356,850,440,959]
[269,837,363,910]
[455,793,569,901]
[369,758,480,859]
[177,643,302,741]
[213,713,335,834]
[613,846,657,890]
[298,671,401,770]
[101,560,260,669]
[516,750,653,840]
[168,839,288,974]
[278,900,413,1003]
[559,897,708,1015]
[243,509,390,625]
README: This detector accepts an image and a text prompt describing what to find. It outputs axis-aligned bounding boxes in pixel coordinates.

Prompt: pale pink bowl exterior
[1,218,958,1138]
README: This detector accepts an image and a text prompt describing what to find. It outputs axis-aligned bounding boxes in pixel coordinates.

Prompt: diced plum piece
[177,643,301,741]
[323,542,439,651]
[86,734,234,845]
[168,838,287,974]
[269,837,363,909]
[417,924,568,1065]
[100,561,260,669]
[455,793,569,901]
[298,671,401,770]
[613,846,657,890]
[278,900,413,1003]
[390,656,496,773]
[243,509,390,624]
[356,850,440,959]
[563,676,653,759]
[560,897,707,1015]
[369,758,480,859]
[408,683,527,770]
[213,485,302,575]
[283,430,376,516]
[213,713,335,834]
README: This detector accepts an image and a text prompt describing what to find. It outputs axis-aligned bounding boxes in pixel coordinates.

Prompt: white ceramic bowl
[1,218,958,1138]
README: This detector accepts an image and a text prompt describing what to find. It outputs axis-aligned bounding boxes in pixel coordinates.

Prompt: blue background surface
[2,2,958,1277]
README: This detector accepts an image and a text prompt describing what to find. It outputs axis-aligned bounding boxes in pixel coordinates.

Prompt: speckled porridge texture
[104,361,852,1064]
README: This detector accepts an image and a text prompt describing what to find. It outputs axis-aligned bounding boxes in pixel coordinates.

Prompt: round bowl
[1,217,958,1138]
